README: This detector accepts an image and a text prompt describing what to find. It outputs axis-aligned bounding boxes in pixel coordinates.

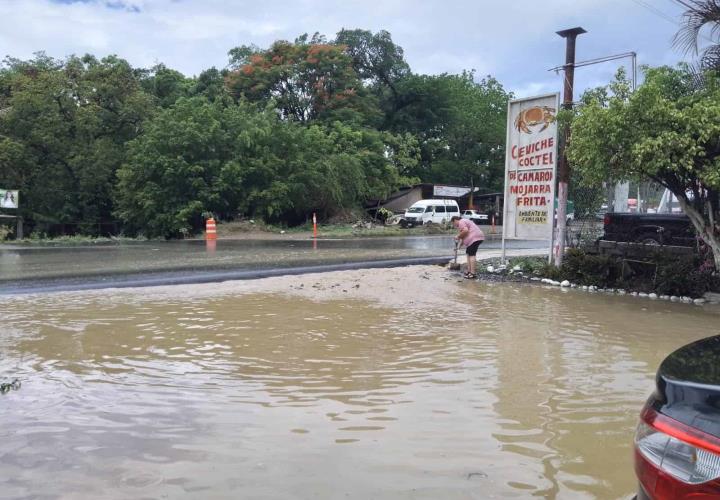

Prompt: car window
[447,206,458,213]
[425,206,433,212]
[435,206,446,213]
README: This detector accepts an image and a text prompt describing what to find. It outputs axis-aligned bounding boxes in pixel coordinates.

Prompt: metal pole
[554,27,586,267]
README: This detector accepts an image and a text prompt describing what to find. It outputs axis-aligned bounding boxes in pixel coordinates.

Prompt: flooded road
[1,266,716,499]
[0,238,543,293]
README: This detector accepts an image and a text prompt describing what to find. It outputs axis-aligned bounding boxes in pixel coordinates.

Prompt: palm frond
[673,0,720,55]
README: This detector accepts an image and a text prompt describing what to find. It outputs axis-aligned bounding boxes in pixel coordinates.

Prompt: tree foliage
[568,66,720,269]
[0,53,153,233]
[0,30,512,238]
[115,98,415,237]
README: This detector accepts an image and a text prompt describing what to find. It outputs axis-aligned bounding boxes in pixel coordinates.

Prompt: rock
[530,277,541,282]
[703,292,720,305]
[560,280,571,287]
[659,295,670,300]
[670,296,679,302]
[280,230,286,234]
[631,292,639,297]
[682,297,693,304]
[512,265,522,272]
[639,293,649,298]
[617,290,626,295]
[486,265,495,273]
[582,286,588,291]
[570,284,578,288]
[694,298,706,305]
[550,280,561,286]
[648,293,658,300]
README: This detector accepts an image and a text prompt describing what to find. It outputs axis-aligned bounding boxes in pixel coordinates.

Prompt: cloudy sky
[0,0,699,97]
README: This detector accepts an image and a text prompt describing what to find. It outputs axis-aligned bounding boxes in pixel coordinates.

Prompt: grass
[1,234,147,246]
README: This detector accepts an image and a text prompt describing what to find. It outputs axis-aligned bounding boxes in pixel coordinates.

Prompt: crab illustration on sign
[514,106,556,134]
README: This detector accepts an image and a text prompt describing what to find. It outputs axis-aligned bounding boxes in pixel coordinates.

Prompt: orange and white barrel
[206,217,217,240]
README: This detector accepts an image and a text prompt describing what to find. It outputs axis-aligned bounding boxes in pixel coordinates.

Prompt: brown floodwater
[1,266,718,499]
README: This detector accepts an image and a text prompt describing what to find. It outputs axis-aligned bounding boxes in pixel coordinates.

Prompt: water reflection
[1,275,717,499]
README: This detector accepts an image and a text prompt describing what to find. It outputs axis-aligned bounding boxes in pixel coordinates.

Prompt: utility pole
[554,27,586,266]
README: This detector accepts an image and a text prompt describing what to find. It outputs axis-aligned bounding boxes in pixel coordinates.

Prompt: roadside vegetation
[0,29,510,239]
[503,249,720,298]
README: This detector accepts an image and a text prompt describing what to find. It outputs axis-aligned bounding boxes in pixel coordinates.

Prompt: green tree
[387,72,510,189]
[116,98,414,236]
[568,66,720,269]
[225,34,380,125]
[0,53,154,233]
[138,63,193,108]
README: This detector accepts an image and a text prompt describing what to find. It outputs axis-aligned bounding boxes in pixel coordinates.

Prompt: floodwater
[0,237,540,287]
[1,266,717,499]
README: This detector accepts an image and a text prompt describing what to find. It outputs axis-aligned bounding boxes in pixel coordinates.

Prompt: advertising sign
[433,185,471,198]
[502,93,559,242]
[0,189,19,209]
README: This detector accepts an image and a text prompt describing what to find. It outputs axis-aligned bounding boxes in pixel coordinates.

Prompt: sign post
[500,93,560,263]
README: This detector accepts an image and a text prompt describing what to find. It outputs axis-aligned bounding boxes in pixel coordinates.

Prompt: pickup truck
[601,212,695,246]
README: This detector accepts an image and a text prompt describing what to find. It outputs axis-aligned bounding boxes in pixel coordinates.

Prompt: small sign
[433,185,471,198]
[0,189,19,209]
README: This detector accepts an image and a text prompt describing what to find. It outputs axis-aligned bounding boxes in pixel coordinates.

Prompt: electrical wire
[632,0,716,43]
[631,0,682,25]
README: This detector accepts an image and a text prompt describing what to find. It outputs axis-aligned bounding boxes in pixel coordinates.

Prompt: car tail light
[603,213,610,226]
[635,404,720,498]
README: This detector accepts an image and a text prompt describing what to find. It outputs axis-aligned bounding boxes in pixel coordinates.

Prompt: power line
[631,0,716,43]
[630,0,681,25]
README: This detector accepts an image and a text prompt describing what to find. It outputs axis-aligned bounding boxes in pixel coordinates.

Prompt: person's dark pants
[465,240,482,256]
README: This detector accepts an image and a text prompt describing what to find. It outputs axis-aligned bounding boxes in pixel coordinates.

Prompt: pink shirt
[458,218,484,247]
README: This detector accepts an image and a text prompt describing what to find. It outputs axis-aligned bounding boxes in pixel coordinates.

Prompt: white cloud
[0,0,695,93]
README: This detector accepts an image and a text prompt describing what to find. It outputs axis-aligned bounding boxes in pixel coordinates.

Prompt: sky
[0,0,700,98]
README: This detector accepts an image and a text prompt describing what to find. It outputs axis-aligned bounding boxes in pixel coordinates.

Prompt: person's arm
[455,225,469,243]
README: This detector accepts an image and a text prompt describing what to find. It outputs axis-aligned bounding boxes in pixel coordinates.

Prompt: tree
[674,0,720,71]
[116,97,415,236]
[225,34,380,126]
[334,28,410,116]
[387,72,510,189]
[138,63,193,108]
[568,66,720,270]
[0,53,154,233]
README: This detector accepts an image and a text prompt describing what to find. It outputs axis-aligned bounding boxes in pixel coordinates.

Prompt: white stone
[551,280,561,286]
[631,292,639,297]
[280,230,286,234]
[582,286,588,291]
[570,284,578,288]
[617,290,626,295]
[530,277,540,282]
[660,295,670,300]
[639,293,649,298]
[512,265,522,272]
[486,265,494,273]
[649,293,658,300]
[682,297,693,304]
[694,298,706,305]
[670,296,679,302]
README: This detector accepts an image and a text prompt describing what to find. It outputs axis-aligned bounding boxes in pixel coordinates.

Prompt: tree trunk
[677,196,720,271]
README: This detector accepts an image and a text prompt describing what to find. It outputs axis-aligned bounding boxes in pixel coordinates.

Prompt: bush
[532,248,718,297]
[560,248,621,287]
[653,255,717,297]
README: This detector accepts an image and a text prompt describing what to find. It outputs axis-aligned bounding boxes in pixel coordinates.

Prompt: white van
[402,199,460,227]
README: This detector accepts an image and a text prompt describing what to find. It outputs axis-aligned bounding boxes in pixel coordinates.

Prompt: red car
[634,335,720,498]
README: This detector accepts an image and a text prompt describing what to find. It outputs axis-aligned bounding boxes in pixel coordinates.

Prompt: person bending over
[450,215,484,279]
